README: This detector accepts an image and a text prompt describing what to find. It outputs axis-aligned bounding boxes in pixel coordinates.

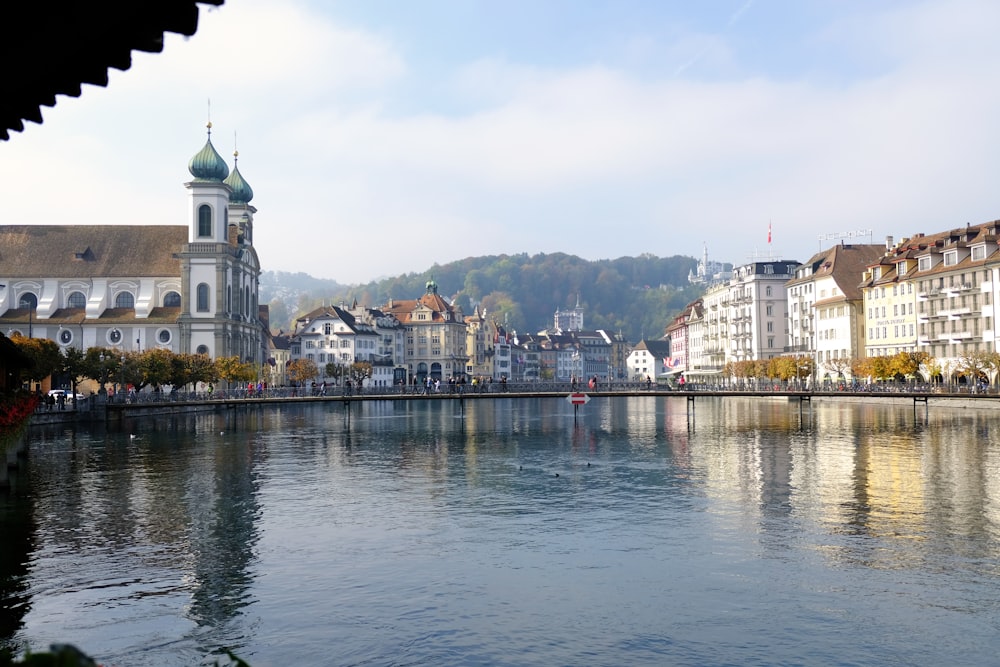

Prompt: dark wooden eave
[1,0,224,141]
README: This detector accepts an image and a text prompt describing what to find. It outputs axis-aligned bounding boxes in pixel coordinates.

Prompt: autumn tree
[215,355,257,390]
[138,348,174,391]
[287,358,319,386]
[169,352,217,391]
[10,334,61,386]
[767,356,797,381]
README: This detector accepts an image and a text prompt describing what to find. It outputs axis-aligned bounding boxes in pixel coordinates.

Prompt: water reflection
[4,397,1000,665]
[0,487,34,652]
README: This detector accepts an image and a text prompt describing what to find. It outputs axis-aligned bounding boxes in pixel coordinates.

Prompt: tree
[889,350,928,381]
[350,361,373,385]
[138,348,173,391]
[956,352,990,386]
[767,356,797,382]
[82,347,120,394]
[325,361,346,383]
[9,334,61,386]
[215,355,256,389]
[169,353,217,390]
[59,346,87,399]
[287,358,319,386]
[823,356,852,382]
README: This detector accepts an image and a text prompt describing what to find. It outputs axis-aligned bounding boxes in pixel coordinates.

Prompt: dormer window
[943,250,958,266]
[918,256,932,271]
[972,245,987,261]
[897,262,907,276]
[873,267,882,279]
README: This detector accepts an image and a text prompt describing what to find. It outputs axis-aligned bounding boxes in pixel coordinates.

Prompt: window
[157,329,171,344]
[163,291,181,307]
[943,250,958,266]
[67,291,86,308]
[108,328,122,345]
[197,345,209,355]
[197,283,210,312]
[972,245,986,261]
[115,292,135,308]
[898,263,907,275]
[198,204,212,237]
[765,286,772,297]
[58,329,73,345]
[18,293,36,309]
[324,323,332,335]
[918,256,931,271]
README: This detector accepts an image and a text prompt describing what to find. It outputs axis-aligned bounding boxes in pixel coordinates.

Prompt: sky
[3,0,1000,285]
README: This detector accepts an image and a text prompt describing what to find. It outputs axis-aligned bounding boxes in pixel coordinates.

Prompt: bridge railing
[95,378,997,404]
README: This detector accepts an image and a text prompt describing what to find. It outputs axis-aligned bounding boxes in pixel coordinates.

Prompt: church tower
[178,122,263,364]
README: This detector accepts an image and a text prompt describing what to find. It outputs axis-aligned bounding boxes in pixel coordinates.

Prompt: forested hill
[261,252,710,343]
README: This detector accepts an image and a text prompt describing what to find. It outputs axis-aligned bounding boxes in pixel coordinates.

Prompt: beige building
[382,279,469,383]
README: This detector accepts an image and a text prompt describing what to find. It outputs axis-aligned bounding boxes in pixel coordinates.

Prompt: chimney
[885,235,894,250]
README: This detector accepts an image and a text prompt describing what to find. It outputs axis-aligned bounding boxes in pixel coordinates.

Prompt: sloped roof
[0,225,186,277]
[1,1,225,141]
[633,339,672,358]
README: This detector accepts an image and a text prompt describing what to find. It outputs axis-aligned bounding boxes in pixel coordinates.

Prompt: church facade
[0,123,266,364]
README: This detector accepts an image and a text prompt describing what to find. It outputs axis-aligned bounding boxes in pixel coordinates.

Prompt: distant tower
[554,294,584,332]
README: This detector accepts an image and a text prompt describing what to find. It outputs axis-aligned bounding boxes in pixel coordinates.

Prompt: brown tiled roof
[0,225,186,277]
[0,306,181,326]
[788,243,884,299]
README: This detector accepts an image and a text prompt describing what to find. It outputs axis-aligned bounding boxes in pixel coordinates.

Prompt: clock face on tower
[109,328,122,345]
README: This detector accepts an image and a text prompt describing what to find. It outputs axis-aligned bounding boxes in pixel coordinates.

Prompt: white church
[0,122,267,364]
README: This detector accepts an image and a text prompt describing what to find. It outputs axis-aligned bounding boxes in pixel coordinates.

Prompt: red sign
[566,392,590,406]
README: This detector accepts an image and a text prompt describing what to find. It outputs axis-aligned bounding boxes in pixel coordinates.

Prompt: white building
[787,243,885,380]
[0,122,266,364]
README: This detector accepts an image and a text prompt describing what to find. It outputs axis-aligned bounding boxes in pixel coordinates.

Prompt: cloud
[5,0,1000,286]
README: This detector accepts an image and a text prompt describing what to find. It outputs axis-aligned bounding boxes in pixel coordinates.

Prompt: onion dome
[187,122,230,182]
[224,150,254,204]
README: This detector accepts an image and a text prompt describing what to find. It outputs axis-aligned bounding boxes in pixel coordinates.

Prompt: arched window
[198,204,212,237]
[115,292,135,308]
[18,293,37,309]
[163,291,181,307]
[67,291,86,308]
[197,283,210,312]
[244,286,250,317]
[227,285,233,314]
[196,345,209,355]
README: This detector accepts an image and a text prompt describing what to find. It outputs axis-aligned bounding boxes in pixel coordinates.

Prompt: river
[1,396,999,666]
